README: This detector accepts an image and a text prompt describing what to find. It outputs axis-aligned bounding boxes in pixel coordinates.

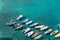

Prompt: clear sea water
[0,0,60,40]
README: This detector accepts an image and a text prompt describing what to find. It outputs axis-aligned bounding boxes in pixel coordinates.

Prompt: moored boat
[44,29,52,34]
[16,15,23,21]
[35,25,45,29]
[6,21,16,26]
[21,18,29,23]
[22,28,31,33]
[26,20,33,25]
[54,33,60,38]
[15,25,23,30]
[25,31,34,37]
[32,33,39,38]
[29,22,38,27]
[34,35,42,40]
[50,30,58,35]
[40,26,48,31]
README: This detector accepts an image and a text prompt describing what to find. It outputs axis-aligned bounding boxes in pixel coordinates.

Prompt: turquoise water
[0,0,60,40]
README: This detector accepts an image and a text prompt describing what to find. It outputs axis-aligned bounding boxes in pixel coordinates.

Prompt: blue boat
[21,18,29,23]
[29,22,39,27]
[25,20,33,25]
[6,20,16,26]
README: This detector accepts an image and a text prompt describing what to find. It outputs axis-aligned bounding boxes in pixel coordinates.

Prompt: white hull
[15,25,23,30]
[16,15,23,20]
[54,33,60,38]
[22,28,30,33]
[35,25,45,29]
[40,26,48,31]
[44,29,52,34]
[25,31,34,37]
[34,35,42,40]
[26,20,33,25]
[29,22,38,27]
[50,30,58,35]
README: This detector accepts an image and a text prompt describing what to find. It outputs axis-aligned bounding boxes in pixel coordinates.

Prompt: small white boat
[16,15,23,21]
[44,29,52,34]
[40,26,48,31]
[54,33,60,38]
[32,33,38,38]
[22,28,31,33]
[35,25,45,29]
[13,23,20,27]
[25,31,34,37]
[50,30,58,35]
[21,18,29,23]
[26,20,33,25]
[15,25,23,30]
[34,35,42,40]
[29,22,38,27]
